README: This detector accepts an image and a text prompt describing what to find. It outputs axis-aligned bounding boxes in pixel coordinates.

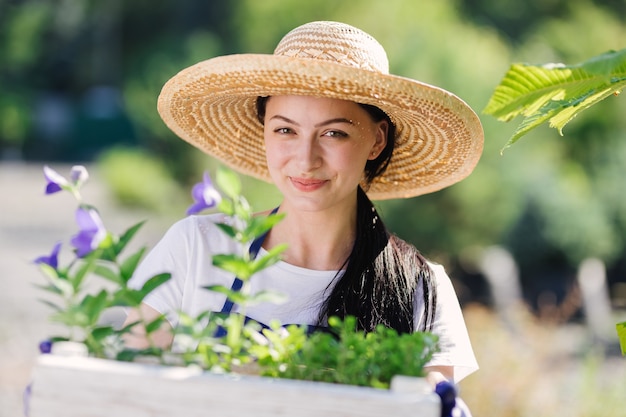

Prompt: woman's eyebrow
[269,115,299,125]
[315,118,353,128]
[269,115,354,127]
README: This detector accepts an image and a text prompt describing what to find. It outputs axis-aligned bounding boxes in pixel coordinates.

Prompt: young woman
[124,21,483,387]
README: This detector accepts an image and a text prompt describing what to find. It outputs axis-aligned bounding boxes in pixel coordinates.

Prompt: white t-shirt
[129,213,479,382]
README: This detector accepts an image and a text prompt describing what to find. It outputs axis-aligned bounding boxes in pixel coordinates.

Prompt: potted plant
[25,165,445,417]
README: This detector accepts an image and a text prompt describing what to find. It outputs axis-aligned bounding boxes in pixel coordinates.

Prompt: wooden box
[29,352,440,417]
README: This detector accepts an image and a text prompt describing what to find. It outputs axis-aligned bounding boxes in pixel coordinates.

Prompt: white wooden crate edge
[29,354,440,417]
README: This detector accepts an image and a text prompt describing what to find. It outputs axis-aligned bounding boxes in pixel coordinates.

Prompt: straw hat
[158,21,483,200]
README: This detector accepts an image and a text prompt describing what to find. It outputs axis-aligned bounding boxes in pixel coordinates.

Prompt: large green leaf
[484,48,626,150]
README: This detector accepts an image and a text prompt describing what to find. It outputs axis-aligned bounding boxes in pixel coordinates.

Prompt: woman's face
[263,95,388,213]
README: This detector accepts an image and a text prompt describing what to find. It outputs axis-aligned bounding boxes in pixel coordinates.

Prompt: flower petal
[75,207,98,230]
[71,207,107,256]
[34,242,62,269]
[202,187,221,208]
[191,182,206,202]
[70,165,89,187]
[43,166,68,195]
[45,182,63,194]
[71,230,97,257]
[185,172,221,215]
[186,201,206,216]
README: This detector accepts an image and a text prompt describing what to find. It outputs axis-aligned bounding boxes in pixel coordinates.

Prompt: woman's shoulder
[390,235,442,266]
[170,212,228,232]
[162,213,237,249]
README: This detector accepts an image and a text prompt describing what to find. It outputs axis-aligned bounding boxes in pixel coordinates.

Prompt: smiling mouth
[289,177,327,191]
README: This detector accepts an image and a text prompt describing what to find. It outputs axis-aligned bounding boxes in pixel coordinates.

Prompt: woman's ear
[369,120,389,160]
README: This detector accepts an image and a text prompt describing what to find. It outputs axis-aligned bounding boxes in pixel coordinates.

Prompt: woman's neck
[263,202,357,271]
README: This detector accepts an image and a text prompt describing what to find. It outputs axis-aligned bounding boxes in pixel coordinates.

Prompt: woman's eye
[324,130,348,138]
[274,127,293,134]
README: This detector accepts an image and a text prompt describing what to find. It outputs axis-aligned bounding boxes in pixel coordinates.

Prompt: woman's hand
[122,303,173,350]
[424,365,454,387]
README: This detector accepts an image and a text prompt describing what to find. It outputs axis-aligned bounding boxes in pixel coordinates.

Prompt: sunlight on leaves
[484,48,626,151]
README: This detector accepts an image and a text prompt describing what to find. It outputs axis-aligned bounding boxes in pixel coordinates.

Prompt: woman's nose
[295,136,322,170]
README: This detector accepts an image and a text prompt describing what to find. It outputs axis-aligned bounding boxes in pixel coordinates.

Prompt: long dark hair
[256,96,437,333]
[322,187,436,333]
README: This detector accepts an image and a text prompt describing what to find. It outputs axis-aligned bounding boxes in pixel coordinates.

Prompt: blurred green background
[3,0,625,310]
[1,1,625,415]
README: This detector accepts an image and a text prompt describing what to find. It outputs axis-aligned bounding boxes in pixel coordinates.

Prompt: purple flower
[69,165,89,187]
[39,339,53,354]
[186,172,222,215]
[34,242,62,269]
[43,165,68,195]
[70,207,107,257]
[43,165,89,196]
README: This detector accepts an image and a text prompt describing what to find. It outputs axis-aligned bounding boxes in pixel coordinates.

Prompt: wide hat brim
[158,54,484,200]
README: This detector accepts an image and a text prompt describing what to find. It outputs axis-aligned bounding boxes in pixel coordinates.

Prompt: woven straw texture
[158,21,483,200]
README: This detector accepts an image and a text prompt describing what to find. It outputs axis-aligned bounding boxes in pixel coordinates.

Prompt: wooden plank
[29,355,440,417]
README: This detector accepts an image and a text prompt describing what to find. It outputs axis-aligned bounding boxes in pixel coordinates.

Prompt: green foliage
[484,48,626,151]
[37,218,172,357]
[3,1,52,69]
[0,93,30,146]
[35,165,172,358]
[97,146,187,214]
[171,167,288,372]
[260,316,439,389]
[36,165,438,387]
[618,321,626,356]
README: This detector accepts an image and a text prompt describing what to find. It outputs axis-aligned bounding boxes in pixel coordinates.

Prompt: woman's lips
[289,177,328,192]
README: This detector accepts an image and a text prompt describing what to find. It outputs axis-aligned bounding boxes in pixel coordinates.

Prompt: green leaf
[243,214,285,243]
[249,243,288,275]
[247,290,289,305]
[119,320,141,334]
[50,306,89,327]
[202,284,231,295]
[117,346,163,362]
[216,167,242,199]
[501,102,560,150]
[114,221,146,255]
[233,195,252,222]
[80,290,110,325]
[37,263,61,281]
[70,256,97,292]
[484,48,626,149]
[617,321,626,356]
[47,273,75,298]
[111,289,141,307]
[141,273,171,294]
[120,247,147,282]
[91,325,115,341]
[38,299,63,312]
[111,273,170,307]
[212,254,252,279]
[215,223,238,240]
[34,282,64,296]
[217,198,235,216]
[116,349,142,362]
[203,285,248,304]
[93,265,121,284]
[145,315,167,333]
